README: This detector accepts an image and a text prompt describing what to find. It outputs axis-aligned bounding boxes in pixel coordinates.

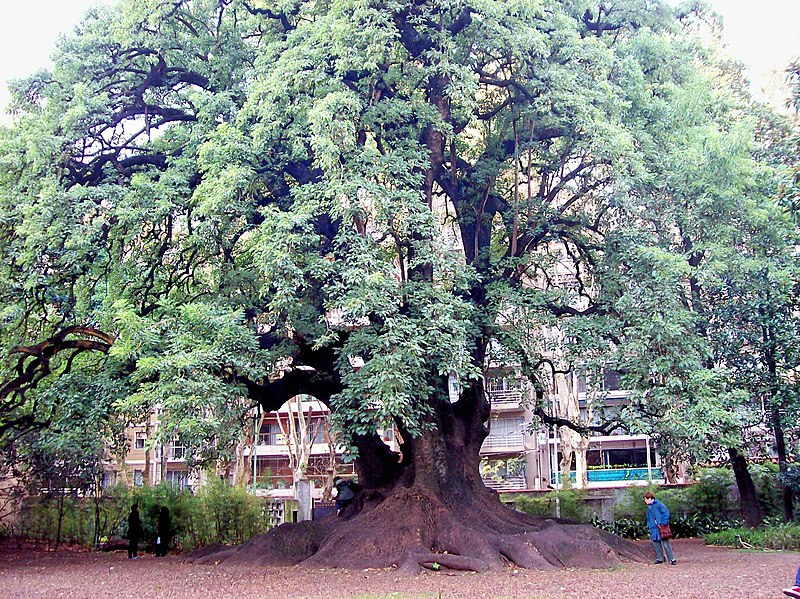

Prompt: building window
[134,469,143,487]
[490,417,524,437]
[103,471,118,488]
[310,417,329,444]
[171,439,186,460]
[258,423,282,445]
[603,369,621,392]
[482,457,526,479]
[603,447,656,468]
[165,470,189,489]
[488,377,519,392]
[134,432,146,450]
[448,372,461,403]
[577,367,622,393]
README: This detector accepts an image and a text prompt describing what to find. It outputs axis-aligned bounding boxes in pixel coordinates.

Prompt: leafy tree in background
[0,0,790,569]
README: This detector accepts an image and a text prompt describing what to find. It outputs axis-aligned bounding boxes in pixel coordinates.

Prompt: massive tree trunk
[189,380,647,572]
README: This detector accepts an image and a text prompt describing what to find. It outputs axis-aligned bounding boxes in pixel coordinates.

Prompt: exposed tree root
[185,487,649,574]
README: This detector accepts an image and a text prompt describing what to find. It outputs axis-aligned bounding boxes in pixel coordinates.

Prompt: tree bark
[728,447,763,528]
[770,405,795,522]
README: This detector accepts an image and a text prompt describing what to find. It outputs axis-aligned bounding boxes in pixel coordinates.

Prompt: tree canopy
[0,0,797,570]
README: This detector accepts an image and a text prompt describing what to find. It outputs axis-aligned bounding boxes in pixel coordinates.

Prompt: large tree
[0,0,769,571]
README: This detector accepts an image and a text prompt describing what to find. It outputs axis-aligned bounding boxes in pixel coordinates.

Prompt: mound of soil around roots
[186,488,648,574]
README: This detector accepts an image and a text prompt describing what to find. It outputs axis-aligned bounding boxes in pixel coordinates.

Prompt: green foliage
[749,463,783,518]
[591,512,738,540]
[779,465,800,494]
[16,482,271,551]
[194,477,265,546]
[590,515,649,540]
[516,490,590,523]
[705,522,800,550]
[18,484,133,548]
[600,467,787,539]
[612,485,657,521]
[684,468,733,517]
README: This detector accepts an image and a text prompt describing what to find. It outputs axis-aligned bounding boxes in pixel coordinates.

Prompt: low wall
[499,485,694,521]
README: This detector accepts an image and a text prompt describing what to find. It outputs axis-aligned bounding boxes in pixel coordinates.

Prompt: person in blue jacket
[644,491,676,565]
[783,564,800,597]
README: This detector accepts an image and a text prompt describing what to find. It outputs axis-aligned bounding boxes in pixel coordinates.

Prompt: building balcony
[248,443,336,457]
[552,467,656,486]
[481,433,525,453]
[482,475,526,492]
[488,389,525,411]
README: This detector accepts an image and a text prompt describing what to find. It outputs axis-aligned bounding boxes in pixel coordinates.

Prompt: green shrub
[612,484,657,520]
[14,481,275,552]
[591,512,738,540]
[516,490,589,523]
[130,482,195,550]
[195,477,265,545]
[16,485,134,548]
[515,494,552,517]
[704,522,800,550]
[749,463,782,518]
[685,468,732,517]
[591,515,649,540]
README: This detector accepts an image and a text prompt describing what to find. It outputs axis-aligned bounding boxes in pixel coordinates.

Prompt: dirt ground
[0,538,796,599]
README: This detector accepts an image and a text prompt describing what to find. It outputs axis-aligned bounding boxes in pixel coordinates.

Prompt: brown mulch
[0,538,796,598]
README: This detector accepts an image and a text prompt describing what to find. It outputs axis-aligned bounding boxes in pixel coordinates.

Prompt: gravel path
[0,538,797,598]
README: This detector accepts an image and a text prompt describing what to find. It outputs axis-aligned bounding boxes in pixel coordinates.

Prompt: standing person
[783,565,800,597]
[154,506,171,557]
[126,504,142,560]
[332,477,355,516]
[644,491,677,565]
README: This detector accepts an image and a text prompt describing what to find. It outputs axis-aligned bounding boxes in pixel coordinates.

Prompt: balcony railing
[482,475,526,492]
[551,467,653,485]
[481,433,525,452]
[488,389,524,409]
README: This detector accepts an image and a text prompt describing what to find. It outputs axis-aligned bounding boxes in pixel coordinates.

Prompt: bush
[14,481,275,552]
[591,515,649,540]
[17,485,134,548]
[129,480,271,551]
[750,463,782,518]
[516,490,590,523]
[131,483,196,551]
[685,468,732,517]
[602,480,742,540]
[704,522,800,550]
[612,484,657,521]
[194,477,265,546]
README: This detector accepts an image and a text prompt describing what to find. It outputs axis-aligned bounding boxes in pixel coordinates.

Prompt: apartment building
[480,365,665,493]
[113,372,663,497]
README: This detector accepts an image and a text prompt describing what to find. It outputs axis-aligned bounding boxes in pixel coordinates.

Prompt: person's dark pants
[128,538,139,559]
[155,541,166,557]
[335,499,352,514]
[652,538,675,563]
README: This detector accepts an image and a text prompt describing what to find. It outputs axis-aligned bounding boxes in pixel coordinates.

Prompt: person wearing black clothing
[332,477,355,515]
[154,506,171,557]
[127,504,143,559]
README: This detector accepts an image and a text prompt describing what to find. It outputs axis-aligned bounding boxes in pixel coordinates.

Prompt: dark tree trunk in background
[770,406,795,522]
[729,447,764,528]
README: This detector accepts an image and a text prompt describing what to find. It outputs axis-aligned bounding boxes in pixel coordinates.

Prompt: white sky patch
[0,1,116,122]
[707,0,800,108]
